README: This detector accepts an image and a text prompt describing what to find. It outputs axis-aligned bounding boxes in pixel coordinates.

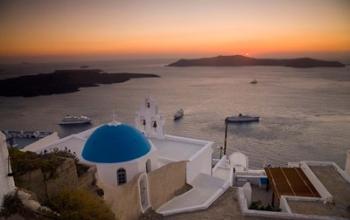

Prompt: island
[0,69,159,97]
[168,55,345,68]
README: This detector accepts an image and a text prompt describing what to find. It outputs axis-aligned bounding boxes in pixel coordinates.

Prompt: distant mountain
[0,69,159,97]
[168,55,345,68]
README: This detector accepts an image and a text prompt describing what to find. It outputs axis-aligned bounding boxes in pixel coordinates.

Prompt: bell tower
[135,97,165,139]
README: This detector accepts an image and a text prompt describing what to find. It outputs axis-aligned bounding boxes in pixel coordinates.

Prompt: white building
[25,97,214,186]
[0,132,15,203]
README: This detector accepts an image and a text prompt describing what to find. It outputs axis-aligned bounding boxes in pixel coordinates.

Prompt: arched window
[117,168,127,185]
[146,159,151,173]
[152,121,157,128]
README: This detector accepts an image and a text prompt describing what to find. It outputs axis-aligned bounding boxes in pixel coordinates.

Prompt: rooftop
[164,187,269,220]
[157,173,229,216]
[288,165,350,219]
[23,122,211,166]
[150,135,208,162]
[310,165,350,208]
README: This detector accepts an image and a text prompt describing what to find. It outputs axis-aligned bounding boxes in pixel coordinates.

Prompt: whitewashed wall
[242,182,252,206]
[186,143,213,183]
[97,150,157,187]
[0,132,15,203]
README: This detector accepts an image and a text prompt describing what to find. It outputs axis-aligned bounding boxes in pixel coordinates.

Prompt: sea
[0,59,349,168]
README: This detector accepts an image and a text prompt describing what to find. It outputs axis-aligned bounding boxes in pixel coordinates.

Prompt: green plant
[9,147,64,178]
[8,147,90,179]
[46,189,115,220]
[0,192,24,217]
[49,147,90,176]
[249,200,281,212]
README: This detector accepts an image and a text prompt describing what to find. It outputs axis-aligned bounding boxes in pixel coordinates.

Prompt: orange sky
[0,0,349,60]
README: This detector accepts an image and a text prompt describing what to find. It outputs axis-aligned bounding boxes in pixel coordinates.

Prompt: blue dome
[82,123,151,163]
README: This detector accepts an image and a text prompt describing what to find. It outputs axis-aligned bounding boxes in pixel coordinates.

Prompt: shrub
[48,148,90,177]
[8,147,90,179]
[0,192,24,217]
[249,200,281,212]
[47,189,115,220]
[9,147,64,178]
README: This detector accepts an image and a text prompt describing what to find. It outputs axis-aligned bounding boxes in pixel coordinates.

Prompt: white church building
[28,97,214,185]
[21,97,229,217]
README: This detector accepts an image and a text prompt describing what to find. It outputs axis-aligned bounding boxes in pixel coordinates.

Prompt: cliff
[168,55,345,68]
[1,148,115,220]
[8,148,98,202]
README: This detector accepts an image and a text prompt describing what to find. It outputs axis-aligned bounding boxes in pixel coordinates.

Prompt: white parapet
[212,155,233,186]
[299,162,333,203]
[157,173,230,216]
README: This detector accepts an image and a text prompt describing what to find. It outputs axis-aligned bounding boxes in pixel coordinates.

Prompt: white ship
[59,115,91,125]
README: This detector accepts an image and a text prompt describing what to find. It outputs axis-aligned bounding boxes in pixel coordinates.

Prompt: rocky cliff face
[2,149,113,220]
[15,158,97,202]
[15,158,79,202]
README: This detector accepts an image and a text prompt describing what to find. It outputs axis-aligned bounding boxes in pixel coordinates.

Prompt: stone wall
[148,161,187,209]
[15,158,79,202]
[100,173,143,220]
[15,169,46,201]
[99,161,187,220]
[45,159,79,199]
[78,166,97,189]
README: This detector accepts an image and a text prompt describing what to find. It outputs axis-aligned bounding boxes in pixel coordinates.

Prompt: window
[117,168,127,185]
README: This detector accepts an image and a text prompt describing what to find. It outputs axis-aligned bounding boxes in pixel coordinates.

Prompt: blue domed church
[82,122,157,187]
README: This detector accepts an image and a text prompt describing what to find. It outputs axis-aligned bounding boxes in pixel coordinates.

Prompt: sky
[0,0,349,62]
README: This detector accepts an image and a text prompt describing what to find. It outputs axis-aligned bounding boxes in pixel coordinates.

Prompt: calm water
[0,60,350,168]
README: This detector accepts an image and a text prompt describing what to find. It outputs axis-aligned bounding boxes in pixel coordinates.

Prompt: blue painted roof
[82,123,151,163]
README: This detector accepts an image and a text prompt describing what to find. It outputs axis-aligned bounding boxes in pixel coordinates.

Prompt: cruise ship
[59,115,91,125]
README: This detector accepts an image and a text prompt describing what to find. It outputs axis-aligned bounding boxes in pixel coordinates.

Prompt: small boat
[225,114,259,123]
[250,79,258,84]
[59,115,91,125]
[174,109,184,121]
